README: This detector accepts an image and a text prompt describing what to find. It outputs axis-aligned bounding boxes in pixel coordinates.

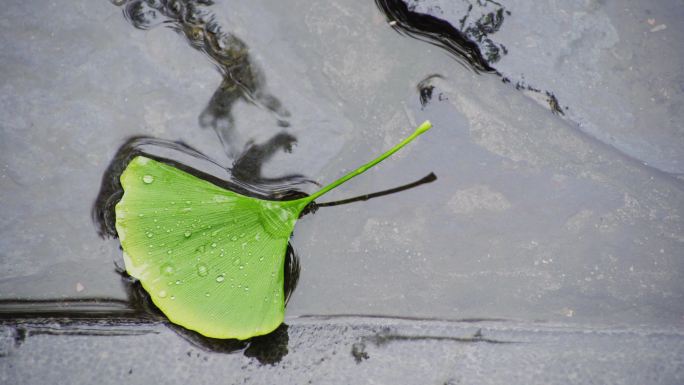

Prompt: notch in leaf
[115,120,432,340]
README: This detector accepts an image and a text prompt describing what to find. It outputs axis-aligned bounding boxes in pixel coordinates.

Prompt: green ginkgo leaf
[115,120,432,340]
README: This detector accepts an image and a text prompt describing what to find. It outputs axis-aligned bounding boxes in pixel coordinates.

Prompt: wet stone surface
[1,0,683,383]
[1,317,684,385]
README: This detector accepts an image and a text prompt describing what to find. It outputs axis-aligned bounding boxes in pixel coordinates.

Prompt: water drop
[158,290,167,298]
[170,295,176,300]
[142,175,154,184]
[239,265,244,270]
[216,274,225,283]
[244,286,249,292]
[230,235,238,241]
[196,263,208,277]
[146,232,153,238]
[239,233,245,238]
[232,257,241,266]
[175,280,183,285]
[205,292,210,297]
[138,213,144,218]
[211,242,217,248]
[160,263,175,276]
[254,233,261,241]
[184,231,191,238]
[259,256,264,262]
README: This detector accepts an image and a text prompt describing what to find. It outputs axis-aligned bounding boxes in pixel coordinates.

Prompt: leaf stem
[301,120,432,203]
[316,172,437,207]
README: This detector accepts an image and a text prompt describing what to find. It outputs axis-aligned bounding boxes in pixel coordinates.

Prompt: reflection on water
[232,133,310,186]
[115,0,290,157]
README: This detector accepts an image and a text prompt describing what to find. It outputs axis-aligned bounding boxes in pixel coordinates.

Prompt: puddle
[1,0,683,372]
[1,3,684,382]
[391,0,684,173]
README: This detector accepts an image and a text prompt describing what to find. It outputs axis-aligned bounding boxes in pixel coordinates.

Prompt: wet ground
[1,0,683,383]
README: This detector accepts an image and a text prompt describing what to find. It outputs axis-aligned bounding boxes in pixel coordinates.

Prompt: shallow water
[1,0,683,326]
[1,0,683,382]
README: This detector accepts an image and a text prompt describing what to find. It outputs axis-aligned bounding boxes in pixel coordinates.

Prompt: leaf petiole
[299,120,432,204]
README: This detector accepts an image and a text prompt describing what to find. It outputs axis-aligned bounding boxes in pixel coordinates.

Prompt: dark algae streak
[378,0,568,115]
[374,0,497,73]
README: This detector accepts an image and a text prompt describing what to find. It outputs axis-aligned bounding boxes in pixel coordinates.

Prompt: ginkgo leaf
[115,120,432,340]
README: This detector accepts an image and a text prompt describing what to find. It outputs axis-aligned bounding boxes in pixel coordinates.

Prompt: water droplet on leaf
[196,263,208,277]
[160,263,175,276]
[142,175,154,184]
